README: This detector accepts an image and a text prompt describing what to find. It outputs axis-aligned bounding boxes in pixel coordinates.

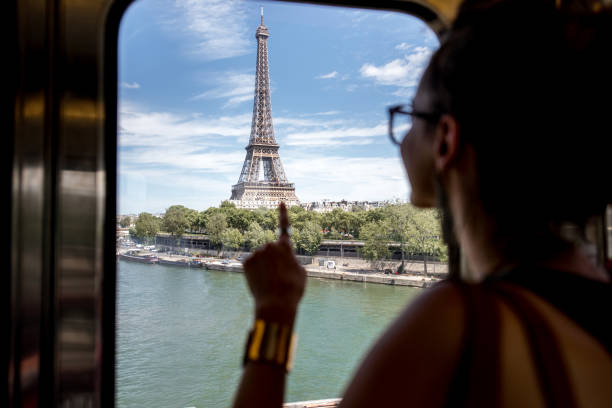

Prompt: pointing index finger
[279,202,289,238]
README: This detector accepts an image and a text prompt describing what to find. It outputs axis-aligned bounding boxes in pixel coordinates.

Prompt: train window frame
[108,2,448,407]
[115,2,450,403]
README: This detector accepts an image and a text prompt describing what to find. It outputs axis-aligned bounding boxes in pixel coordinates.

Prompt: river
[116,260,422,407]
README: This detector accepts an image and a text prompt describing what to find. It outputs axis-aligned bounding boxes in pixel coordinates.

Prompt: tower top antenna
[260,6,263,25]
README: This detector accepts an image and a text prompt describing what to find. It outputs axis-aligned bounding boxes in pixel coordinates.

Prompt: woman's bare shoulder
[339,281,468,408]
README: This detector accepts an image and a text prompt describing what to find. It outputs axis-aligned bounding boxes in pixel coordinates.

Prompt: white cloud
[395,42,412,51]
[316,71,339,79]
[118,102,252,148]
[360,46,433,88]
[121,82,140,89]
[275,116,343,128]
[118,102,251,212]
[192,72,254,107]
[119,174,233,213]
[346,84,358,92]
[121,146,245,174]
[118,164,239,213]
[302,111,342,116]
[285,156,409,203]
[391,87,416,99]
[285,123,387,147]
[349,11,369,24]
[172,0,251,60]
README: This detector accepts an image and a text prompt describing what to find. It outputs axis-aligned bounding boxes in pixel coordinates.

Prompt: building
[300,200,388,213]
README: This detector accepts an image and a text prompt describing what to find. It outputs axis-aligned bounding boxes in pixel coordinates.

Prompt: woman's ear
[434,114,460,173]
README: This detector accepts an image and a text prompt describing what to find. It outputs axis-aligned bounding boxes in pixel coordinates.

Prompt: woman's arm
[232,203,306,408]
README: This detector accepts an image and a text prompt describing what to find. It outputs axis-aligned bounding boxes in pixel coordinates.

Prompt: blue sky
[118,0,439,215]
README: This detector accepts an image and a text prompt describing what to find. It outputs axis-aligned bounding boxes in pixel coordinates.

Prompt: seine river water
[116,260,422,407]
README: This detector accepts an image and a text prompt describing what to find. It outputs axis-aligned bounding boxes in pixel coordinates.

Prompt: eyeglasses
[387,104,441,146]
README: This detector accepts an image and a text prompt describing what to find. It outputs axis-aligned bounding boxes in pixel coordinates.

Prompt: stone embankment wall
[207,263,438,288]
[305,268,435,288]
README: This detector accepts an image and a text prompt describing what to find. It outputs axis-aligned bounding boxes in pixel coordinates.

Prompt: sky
[118,0,439,215]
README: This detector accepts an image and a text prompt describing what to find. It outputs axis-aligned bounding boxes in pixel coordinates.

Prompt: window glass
[117,1,441,406]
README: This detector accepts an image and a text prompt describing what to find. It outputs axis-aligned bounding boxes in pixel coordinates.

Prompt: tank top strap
[492,281,577,408]
[445,282,501,407]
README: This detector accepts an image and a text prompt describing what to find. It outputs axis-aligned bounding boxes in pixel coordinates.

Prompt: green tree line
[127,201,446,261]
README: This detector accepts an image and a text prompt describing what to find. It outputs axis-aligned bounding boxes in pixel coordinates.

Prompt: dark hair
[423,0,611,254]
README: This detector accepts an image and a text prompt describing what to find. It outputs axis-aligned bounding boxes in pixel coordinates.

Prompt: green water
[116,260,421,407]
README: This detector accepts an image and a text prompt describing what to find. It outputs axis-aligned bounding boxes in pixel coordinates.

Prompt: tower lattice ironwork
[230,10,299,209]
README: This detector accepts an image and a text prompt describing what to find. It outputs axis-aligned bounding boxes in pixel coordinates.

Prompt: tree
[358,221,391,261]
[207,212,227,246]
[289,206,322,232]
[186,209,199,233]
[220,200,236,209]
[119,216,132,228]
[351,203,366,213]
[162,205,194,236]
[192,211,208,233]
[262,229,276,245]
[321,210,342,238]
[319,208,363,238]
[364,207,386,224]
[221,228,243,251]
[387,204,417,269]
[288,205,307,230]
[225,208,253,232]
[406,208,442,274]
[345,211,364,238]
[133,212,160,244]
[244,222,266,250]
[293,221,323,255]
[250,207,278,231]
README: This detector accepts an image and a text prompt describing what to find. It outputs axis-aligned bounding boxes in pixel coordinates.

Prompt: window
[116,1,441,406]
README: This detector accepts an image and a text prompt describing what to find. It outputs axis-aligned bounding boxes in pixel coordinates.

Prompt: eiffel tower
[230,9,299,209]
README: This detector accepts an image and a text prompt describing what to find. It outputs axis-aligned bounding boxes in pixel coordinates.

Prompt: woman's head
[403,0,611,260]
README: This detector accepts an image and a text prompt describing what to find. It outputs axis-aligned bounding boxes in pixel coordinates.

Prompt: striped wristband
[243,319,297,372]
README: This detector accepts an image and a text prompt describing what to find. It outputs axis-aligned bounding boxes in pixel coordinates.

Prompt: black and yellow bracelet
[243,319,297,372]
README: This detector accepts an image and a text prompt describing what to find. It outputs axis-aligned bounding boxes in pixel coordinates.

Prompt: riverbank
[117,249,442,288]
[205,263,438,288]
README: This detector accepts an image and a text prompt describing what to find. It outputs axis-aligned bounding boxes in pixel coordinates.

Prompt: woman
[233,1,612,406]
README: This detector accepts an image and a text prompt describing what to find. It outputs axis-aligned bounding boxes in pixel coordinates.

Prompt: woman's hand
[242,203,306,325]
